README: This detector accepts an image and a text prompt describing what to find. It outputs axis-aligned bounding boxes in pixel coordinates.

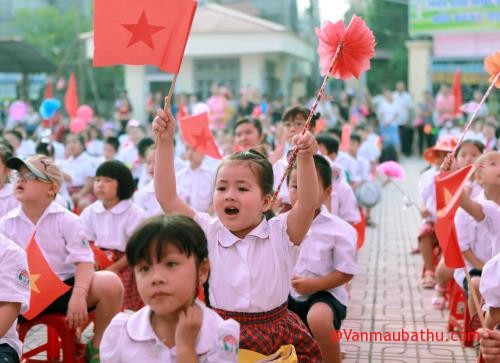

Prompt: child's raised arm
[460,189,485,222]
[287,131,319,244]
[153,98,194,218]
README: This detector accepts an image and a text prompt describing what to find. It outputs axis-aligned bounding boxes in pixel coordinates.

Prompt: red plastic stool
[353,208,366,250]
[18,312,94,363]
[447,281,475,347]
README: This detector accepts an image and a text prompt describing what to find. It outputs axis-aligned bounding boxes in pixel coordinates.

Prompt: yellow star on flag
[437,187,453,218]
[29,273,41,294]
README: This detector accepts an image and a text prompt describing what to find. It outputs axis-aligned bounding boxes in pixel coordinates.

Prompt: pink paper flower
[315,15,375,80]
[377,161,406,180]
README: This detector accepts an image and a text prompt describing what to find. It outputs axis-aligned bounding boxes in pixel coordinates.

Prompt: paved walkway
[342,158,478,363]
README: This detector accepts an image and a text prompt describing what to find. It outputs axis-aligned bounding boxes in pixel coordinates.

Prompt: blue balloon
[39,98,61,119]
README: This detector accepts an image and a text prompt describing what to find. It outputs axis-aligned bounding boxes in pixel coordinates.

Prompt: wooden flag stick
[463,266,487,329]
[165,73,179,109]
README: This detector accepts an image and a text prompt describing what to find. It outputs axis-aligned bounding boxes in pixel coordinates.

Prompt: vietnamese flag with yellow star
[434,164,475,269]
[93,0,197,73]
[179,112,222,159]
[22,235,70,320]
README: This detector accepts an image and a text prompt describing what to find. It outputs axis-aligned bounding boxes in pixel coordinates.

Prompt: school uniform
[81,199,145,310]
[272,157,291,204]
[0,184,18,218]
[0,234,30,363]
[475,197,500,257]
[417,167,438,239]
[453,201,493,294]
[330,180,361,224]
[100,301,240,363]
[480,252,500,312]
[60,151,96,197]
[0,202,94,316]
[358,135,381,164]
[336,152,361,184]
[177,165,215,213]
[133,181,164,218]
[193,211,321,362]
[288,207,357,330]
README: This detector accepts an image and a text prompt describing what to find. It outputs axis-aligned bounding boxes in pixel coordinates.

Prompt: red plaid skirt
[213,303,322,362]
[96,249,144,311]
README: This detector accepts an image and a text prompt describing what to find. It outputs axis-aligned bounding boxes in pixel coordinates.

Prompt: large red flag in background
[178,112,222,159]
[93,0,197,74]
[64,72,79,118]
[434,165,474,269]
[452,68,463,117]
[22,235,70,320]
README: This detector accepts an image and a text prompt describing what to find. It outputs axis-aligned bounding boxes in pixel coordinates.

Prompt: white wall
[124,65,147,122]
[240,54,264,90]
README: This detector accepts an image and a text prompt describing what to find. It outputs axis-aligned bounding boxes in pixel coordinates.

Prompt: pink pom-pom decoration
[69,117,87,134]
[377,161,406,180]
[76,105,94,122]
[315,15,375,80]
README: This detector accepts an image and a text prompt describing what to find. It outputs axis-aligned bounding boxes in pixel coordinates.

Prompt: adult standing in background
[393,81,413,156]
[377,89,401,154]
[435,84,455,127]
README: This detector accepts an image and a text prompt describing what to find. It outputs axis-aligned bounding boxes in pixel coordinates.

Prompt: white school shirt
[476,197,500,257]
[0,234,30,358]
[177,165,215,213]
[133,181,164,218]
[81,199,145,252]
[60,151,96,188]
[330,181,361,224]
[336,152,361,183]
[273,157,290,204]
[100,301,239,363]
[453,203,493,286]
[0,202,94,280]
[194,211,293,312]
[291,207,357,306]
[358,135,381,163]
[0,184,18,217]
[480,252,500,311]
[418,167,438,222]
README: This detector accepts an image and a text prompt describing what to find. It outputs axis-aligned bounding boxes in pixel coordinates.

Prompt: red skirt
[213,303,322,362]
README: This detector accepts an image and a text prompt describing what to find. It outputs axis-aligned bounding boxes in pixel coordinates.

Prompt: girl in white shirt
[100,215,240,363]
[0,143,18,218]
[153,105,322,361]
[81,160,145,311]
[134,146,163,217]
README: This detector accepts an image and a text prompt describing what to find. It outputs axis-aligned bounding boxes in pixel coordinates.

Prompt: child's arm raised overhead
[287,131,319,244]
[153,98,194,218]
[460,189,485,222]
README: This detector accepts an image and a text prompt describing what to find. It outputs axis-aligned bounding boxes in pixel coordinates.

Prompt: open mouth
[225,207,239,215]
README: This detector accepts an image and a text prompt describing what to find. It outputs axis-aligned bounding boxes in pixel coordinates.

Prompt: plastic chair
[19,312,94,363]
[447,281,475,348]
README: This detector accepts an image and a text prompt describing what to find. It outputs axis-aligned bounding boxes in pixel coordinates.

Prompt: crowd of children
[0,88,499,362]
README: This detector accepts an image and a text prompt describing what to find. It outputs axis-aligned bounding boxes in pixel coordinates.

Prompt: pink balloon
[76,105,94,122]
[9,101,28,121]
[69,117,87,134]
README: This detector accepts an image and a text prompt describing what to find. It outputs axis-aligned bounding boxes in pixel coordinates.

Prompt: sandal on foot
[86,341,100,363]
[421,271,436,289]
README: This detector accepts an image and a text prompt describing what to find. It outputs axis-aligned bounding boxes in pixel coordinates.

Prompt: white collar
[93,199,132,214]
[218,217,269,248]
[7,201,66,226]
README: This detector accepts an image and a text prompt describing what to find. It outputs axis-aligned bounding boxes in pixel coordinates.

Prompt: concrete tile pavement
[342,158,478,363]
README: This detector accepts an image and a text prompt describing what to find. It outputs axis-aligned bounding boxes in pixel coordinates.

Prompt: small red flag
[90,243,114,270]
[93,0,197,74]
[44,80,53,99]
[178,112,222,159]
[434,165,474,268]
[176,100,189,120]
[64,72,79,118]
[22,235,70,320]
[452,68,462,117]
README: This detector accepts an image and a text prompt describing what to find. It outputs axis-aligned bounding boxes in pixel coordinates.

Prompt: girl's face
[103,143,117,161]
[145,149,155,177]
[134,244,208,316]
[213,162,272,237]
[434,151,449,167]
[66,134,84,157]
[288,169,331,209]
[478,153,500,188]
[13,166,56,203]
[457,144,482,168]
[282,115,307,144]
[127,127,144,146]
[235,123,262,150]
[185,146,204,167]
[93,176,119,204]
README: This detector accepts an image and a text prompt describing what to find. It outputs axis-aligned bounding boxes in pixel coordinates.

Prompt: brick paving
[21,158,480,362]
[342,158,478,363]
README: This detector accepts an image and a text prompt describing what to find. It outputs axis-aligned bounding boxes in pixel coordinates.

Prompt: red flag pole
[453,72,499,154]
[463,267,486,329]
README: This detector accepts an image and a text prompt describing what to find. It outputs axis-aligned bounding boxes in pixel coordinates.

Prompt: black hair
[104,136,120,152]
[0,142,13,165]
[281,105,319,130]
[316,133,339,154]
[219,149,274,196]
[5,129,23,143]
[233,117,263,136]
[313,154,332,189]
[137,137,155,159]
[350,133,362,145]
[35,141,55,157]
[95,160,135,200]
[326,126,342,139]
[126,214,209,303]
[455,139,485,156]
